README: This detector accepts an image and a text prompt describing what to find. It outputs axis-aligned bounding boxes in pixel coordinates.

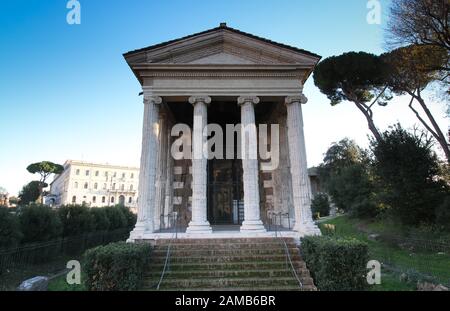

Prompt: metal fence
[0,229,129,277]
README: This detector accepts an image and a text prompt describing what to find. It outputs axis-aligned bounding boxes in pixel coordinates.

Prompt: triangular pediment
[124,25,321,66]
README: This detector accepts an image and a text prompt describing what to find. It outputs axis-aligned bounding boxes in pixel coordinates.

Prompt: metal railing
[268,211,303,289]
[155,211,179,290]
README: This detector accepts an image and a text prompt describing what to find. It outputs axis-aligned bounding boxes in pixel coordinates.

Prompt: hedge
[58,204,95,237]
[83,242,152,291]
[0,206,22,248]
[18,204,62,243]
[301,236,369,291]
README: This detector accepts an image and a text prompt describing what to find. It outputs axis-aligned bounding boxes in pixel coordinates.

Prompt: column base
[127,222,153,242]
[294,222,321,237]
[186,221,213,233]
[240,220,267,233]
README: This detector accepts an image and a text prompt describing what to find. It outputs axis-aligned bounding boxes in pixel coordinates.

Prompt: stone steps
[151,254,303,264]
[148,260,307,271]
[152,247,300,257]
[143,238,316,291]
[146,268,310,279]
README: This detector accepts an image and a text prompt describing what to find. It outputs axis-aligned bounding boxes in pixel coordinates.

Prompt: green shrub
[83,242,152,291]
[311,193,330,219]
[0,206,22,249]
[435,195,450,231]
[90,207,111,231]
[104,206,127,230]
[18,204,62,243]
[58,204,95,237]
[117,205,137,231]
[301,236,369,291]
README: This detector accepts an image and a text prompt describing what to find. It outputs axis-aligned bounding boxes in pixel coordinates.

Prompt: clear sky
[0,0,448,196]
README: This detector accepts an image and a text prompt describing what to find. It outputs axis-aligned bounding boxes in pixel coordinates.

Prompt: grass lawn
[47,273,86,291]
[319,215,450,291]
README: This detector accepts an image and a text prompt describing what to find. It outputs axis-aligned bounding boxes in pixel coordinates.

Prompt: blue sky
[0,0,447,195]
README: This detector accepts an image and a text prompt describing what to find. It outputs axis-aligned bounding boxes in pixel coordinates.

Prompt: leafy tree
[26,161,64,203]
[314,52,391,142]
[382,45,450,162]
[18,181,46,205]
[311,193,331,219]
[318,139,378,218]
[371,124,448,225]
[18,204,62,243]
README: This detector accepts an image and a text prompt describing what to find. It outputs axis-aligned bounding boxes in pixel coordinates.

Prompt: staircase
[142,238,316,291]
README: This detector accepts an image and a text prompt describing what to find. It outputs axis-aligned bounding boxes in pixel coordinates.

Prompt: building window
[94,183,98,190]
[113,172,117,177]
[84,182,88,189]
[105,171,108,177]
[86,170,90,176]
[112,183,116,190]
[128,197,133,204]
[122,173,125,178]
[110,197,115,204]
[103,183,107,190]
[102,196,106,203]
[129,184,133,191]
[74,182,78,189]
[92,196,96,204]
[72,196,76,203]
[120,184,125,191]
[95,171,99,177]
[131,173,134,179]
[76,169,80,175]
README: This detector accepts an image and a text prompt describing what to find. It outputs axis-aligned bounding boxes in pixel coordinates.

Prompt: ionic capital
[189,95,211,106]
[285,94,308,105]
[143,96,163,105]
[237,96,260,106]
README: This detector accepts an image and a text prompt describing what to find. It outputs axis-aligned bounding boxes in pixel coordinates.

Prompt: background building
[46,160,139,211]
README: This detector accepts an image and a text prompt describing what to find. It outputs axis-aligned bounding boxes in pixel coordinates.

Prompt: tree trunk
[354,102,383,143]
[414,94,450,163]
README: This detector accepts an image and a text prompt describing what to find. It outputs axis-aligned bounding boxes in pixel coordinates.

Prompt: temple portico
[124,24,321,241]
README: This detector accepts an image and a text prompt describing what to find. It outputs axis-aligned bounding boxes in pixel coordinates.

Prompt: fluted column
[186,95,212,233]
[129,95,162,241]
[285,95,320,236]
[238,96,266,233]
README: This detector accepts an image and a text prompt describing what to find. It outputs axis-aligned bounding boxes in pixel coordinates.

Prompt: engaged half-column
[129,95,162,241]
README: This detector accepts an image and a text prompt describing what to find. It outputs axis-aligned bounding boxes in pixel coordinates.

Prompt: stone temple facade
[124,24,321,241]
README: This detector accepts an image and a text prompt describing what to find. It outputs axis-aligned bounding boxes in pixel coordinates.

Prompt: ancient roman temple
[124,23,321,242]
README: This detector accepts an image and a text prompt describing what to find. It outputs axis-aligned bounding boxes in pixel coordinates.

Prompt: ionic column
[285,95,320,236]
[186,96,212,233]
[129,95,162,241]
[238,96,266,233]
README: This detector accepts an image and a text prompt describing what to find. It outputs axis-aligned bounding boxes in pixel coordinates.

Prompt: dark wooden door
[207,159,243,225]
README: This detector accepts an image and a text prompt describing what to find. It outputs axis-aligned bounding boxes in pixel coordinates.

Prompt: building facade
[124,24,321,241]
[47,160,139,210]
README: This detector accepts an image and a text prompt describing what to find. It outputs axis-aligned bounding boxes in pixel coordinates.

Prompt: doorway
[207,158,244,225]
